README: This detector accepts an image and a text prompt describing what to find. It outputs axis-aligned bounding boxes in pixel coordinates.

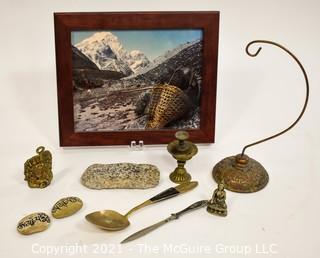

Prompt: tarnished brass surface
[85,182,197,231]
[24,146,53,188]
[212,154,269,193]
[123,200,153,218]
[175,181,198,192]
[52,197,83,219]
[86,210,131,231]
[207,184,227,216]
[167,131,198,183]
[146,84,192,129]
[17,212,51,235]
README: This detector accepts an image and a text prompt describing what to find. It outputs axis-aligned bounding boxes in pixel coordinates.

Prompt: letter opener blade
[121,200,208,244]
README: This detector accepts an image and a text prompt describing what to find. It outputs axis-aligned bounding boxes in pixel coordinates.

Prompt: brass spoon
[85,181,198,231]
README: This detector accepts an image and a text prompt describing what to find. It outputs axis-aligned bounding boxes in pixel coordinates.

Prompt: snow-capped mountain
[75,32,150,75]
[131,39,199,77]
[128,50,150,73]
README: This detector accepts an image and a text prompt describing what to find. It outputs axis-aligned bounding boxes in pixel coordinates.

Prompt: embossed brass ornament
[167,131,198,183]
[212,40,309,193]
[24,146,53,188]
[213,154,268,193]
[207,184,227,216]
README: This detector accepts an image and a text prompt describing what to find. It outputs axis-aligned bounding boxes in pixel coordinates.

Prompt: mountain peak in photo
[75,32,150,75]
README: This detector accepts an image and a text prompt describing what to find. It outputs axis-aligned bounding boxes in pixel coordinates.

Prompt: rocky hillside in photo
[132,40,198,77]
[72,46,125,90]
[72,45,99,70]
[124,40,203,87]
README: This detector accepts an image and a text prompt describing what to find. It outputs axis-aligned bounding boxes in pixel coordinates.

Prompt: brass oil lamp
[212,40,309,193]
[167,131,198,183]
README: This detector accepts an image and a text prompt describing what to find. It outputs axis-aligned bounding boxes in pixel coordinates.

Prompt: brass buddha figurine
[207,183,227,216]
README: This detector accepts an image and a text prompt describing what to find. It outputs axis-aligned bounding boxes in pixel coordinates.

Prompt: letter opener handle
[121,200,208,244]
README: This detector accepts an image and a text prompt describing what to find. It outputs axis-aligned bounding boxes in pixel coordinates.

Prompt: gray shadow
[51,168,69,184]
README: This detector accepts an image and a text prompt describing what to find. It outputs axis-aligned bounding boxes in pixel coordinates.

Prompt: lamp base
[169,167,191,183]
[212,154,269,193]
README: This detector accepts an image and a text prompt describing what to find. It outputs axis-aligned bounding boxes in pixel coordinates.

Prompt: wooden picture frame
[54,12,219,146]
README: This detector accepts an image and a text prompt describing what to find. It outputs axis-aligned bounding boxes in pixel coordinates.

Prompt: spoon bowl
[85,210,129,231]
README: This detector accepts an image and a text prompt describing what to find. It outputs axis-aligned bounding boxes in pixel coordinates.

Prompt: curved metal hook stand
[241,40,309,157]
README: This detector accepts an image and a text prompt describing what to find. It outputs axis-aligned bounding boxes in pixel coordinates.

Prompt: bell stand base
[212,154,269,193]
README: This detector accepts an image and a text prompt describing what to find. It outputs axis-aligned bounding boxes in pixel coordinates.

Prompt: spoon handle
[124,181,198,217]
[150,181,198,203]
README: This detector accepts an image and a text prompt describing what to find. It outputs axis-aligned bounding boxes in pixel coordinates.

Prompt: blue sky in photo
[71,30,203,60]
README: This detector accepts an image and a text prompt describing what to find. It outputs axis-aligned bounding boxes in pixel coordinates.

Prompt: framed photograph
[54,12,219,146]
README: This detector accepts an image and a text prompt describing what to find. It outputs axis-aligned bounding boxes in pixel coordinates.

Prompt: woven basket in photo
[146,84,192,129]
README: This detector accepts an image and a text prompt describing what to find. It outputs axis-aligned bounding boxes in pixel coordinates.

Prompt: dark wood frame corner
[54,11,219,146]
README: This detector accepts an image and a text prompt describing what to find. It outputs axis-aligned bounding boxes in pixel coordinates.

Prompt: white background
[1,0,319,257]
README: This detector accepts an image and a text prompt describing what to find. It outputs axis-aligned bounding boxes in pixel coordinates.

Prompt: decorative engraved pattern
[51,197,83,219]
[24,147,53,188]
[212,155,269,193]
[17,212,50,235]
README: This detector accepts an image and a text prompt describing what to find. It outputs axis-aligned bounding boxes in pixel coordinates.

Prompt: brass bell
[24,146,53,188]
[212,154,268,193]
[167,131,198,183]
[212,40,309,193]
